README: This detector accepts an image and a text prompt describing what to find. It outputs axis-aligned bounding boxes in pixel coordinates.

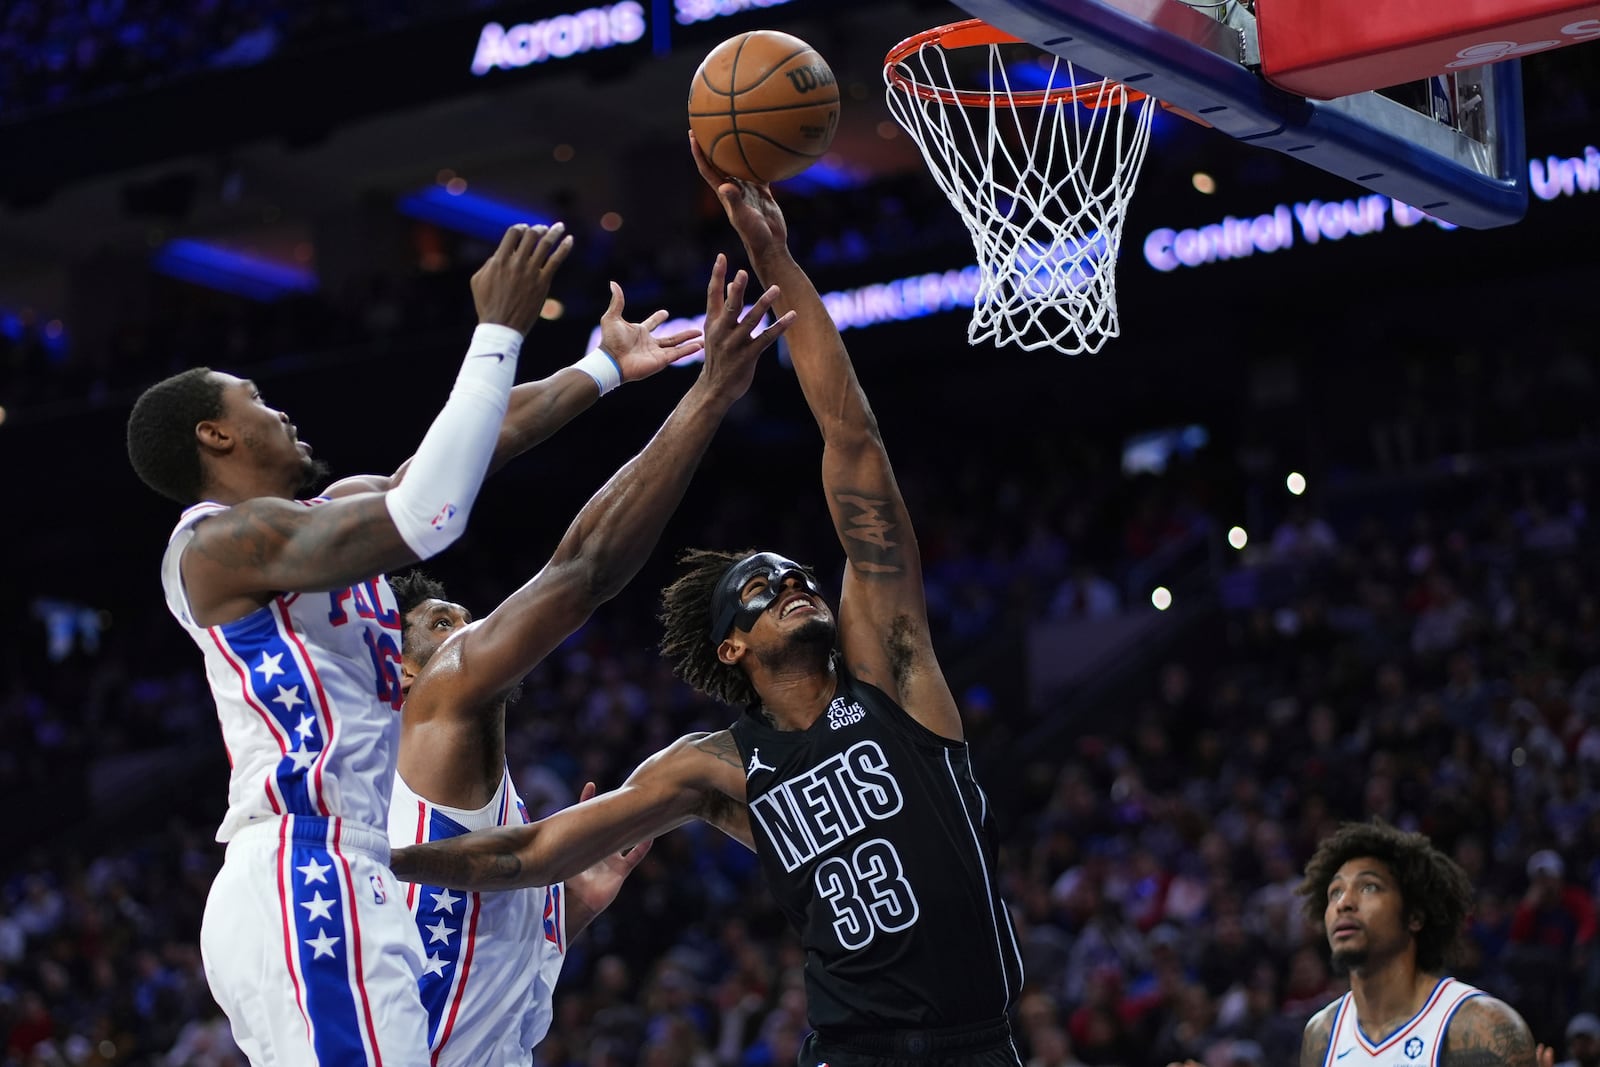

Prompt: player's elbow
[819,402,883,449]
[555,545,633,608]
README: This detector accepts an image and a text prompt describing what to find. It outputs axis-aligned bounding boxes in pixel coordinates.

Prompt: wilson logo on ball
[785,64,836,94]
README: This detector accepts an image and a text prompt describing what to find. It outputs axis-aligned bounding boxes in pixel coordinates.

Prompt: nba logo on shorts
[1404,1038,1424,1059]
[370,874,388,905]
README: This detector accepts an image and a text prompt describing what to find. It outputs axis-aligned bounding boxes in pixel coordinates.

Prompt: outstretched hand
[562,781,655,937]
[598,282,705,383]
[689,133,788,256]
[1537,1044,1555,1067]
[698,253,795,402]
[471,222,574,335]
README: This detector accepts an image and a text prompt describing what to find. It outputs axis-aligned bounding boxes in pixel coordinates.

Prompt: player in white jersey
[125,223,703,1066]
[385,254,793,1065]
[1296,821,1538,1067]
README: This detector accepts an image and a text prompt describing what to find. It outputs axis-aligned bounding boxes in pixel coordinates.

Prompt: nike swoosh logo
[475,352,506,362]
[1336,1050,1352,1059]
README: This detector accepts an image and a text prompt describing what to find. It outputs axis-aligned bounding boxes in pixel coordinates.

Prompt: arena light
[1228,526,1248,549]
[1151,587,1173,611]
[470,3,647,76]
[777,159,865,195]
[397,186,554,242]
[151,240,318,302]
[1143,145,1600,273]
[1286,472,1308,495]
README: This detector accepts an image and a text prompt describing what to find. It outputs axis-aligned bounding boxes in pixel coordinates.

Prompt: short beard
[1329,947,1369,976]
[299,457,334,497]
[755,616,837,675]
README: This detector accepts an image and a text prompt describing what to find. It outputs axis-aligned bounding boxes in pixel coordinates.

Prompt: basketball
[688,30,840,184]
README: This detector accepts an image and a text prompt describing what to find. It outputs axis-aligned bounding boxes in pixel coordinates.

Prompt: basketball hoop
[884,20,1157,354]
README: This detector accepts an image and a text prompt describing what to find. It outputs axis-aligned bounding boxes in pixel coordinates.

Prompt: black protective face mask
[708,552,820,644]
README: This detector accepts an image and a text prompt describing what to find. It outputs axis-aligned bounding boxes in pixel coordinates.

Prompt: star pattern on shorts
[296,857,332,885]
[305,928,340,959]
[300,892,336,923]
[254,652,285,682]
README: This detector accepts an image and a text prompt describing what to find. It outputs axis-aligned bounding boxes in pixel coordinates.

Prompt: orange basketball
[688,30,840,184]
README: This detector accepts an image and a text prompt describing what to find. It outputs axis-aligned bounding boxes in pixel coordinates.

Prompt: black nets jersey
[729,673,1024,1034]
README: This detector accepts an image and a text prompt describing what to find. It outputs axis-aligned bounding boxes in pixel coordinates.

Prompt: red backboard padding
[1258,0,1600,99]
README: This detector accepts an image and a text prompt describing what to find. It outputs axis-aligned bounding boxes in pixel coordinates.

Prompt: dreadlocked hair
[1296,819,1473,973]
[126,367,224,505]
[389,570,448,639]
[659,547,761,708]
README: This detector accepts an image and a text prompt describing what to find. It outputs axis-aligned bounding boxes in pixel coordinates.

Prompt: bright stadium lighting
[1151,587,1173,611]
[1227,526,1248,550]
[1286,471,1307,495]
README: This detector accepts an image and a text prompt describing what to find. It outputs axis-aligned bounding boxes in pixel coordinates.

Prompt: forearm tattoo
[699,731,744,771]
[390,840,525,891]
[833,492,902,575]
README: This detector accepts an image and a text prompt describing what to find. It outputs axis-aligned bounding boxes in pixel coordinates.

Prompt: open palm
[598,281,704,382]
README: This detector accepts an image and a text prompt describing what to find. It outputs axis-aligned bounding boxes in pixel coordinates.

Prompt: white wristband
[573,348,622,396]
[468,322,525,361]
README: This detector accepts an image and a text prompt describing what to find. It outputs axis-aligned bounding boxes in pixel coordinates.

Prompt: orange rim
[884,18,1149,110]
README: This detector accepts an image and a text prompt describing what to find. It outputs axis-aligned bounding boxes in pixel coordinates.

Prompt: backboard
[951,0,1529,228]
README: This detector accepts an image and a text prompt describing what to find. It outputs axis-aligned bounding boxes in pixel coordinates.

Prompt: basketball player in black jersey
[391,135,1026,1067]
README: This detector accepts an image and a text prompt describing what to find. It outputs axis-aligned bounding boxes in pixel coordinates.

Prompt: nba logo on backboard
[431,503,457,531]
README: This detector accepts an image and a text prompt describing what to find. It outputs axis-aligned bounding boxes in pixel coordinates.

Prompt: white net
[885,34,1156,354]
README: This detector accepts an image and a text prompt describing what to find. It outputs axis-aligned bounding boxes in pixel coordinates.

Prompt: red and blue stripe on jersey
[211,600,337,817]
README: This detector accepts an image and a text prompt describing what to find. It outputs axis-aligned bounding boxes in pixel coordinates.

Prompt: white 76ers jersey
[389,766,568,1066]
[162,501,406,843]
[1322,978,1483,1067]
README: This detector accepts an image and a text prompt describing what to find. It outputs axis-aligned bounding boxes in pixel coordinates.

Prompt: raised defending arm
[182,224,570,626]
[690,136,961,738]
[408,256,791,715]
[325,280,703,498]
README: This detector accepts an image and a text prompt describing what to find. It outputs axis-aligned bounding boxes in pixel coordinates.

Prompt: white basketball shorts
[201,815,430,1066]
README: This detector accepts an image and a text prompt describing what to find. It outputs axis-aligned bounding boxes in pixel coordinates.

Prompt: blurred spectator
[1050,567,1123,622]
[1269,505,1336,563]
[1558,1013,1600,1067]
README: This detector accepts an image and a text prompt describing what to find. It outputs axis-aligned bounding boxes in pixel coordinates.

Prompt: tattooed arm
[1299,1001,1337,1067]
[182,494,421,626]
[1438,997,1538,1067]
[689,137,960,738]
[390,730,752,891]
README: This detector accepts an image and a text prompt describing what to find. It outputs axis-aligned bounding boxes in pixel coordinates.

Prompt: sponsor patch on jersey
[826,697,865,731]
[1404,1037,1424,1059]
